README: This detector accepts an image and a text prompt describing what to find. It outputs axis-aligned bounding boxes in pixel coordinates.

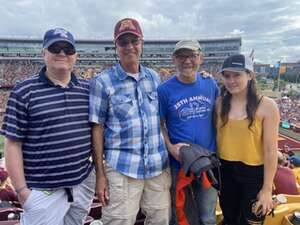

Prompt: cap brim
[115,31,142,40]
[221,67,246,73]
[173,47,201,54]
[43,38,75,48]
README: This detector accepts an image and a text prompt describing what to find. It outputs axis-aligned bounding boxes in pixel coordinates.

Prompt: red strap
[175,170,212,225]
[201,172,212,189]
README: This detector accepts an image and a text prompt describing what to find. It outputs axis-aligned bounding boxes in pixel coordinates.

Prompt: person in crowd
[0,168,18,202]
[215,54,279,225]
[89,18,170,225]
[0,28,95,225]
[273,151,298,195]
[288,155,300,167]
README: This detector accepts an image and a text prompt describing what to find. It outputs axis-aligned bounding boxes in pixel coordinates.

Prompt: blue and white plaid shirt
[89,63,168,179]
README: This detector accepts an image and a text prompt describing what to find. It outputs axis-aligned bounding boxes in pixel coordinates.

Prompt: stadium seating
[0,208,22,221]
[0,221,19,225]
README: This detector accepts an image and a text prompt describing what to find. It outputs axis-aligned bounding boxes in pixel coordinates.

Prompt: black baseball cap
[221,54,254,73]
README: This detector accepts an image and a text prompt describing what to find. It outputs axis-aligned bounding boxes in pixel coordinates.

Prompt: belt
[65,188,73,202]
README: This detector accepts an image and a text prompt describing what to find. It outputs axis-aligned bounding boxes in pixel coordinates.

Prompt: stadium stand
[0,37,242,124]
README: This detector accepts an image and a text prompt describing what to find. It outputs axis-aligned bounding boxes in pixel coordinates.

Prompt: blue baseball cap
[43,28,75,48]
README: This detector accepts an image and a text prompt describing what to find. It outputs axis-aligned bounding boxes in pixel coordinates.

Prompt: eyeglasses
[175,53,200,62]
[47,44,76,55]
[116,37,142,47]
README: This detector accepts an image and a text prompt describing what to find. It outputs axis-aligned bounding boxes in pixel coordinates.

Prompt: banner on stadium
[279,64,286,75]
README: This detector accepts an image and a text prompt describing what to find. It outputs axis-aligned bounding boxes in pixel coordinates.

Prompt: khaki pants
[102,165,171,225]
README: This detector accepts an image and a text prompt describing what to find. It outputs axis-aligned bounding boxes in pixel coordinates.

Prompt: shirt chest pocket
[111,94,136,119]
[146,91,159,113]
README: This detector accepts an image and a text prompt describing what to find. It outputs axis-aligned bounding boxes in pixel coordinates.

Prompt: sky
[0,0,299,64]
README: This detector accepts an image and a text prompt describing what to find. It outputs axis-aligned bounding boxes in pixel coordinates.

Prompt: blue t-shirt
[158,73,219,167]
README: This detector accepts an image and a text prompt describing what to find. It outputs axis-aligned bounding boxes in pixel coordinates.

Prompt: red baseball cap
[114,18,143,41]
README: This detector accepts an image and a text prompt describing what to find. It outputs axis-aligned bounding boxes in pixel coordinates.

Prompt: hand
[253,188,273,216]
[95,175,109,206]
[18,187,31,205]
[168,143,189,161]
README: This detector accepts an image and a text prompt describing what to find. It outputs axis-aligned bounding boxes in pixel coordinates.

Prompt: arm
[255,98,280,215]
[214,96,221,128]
[160,119,188,161]
[89,77,110,205]
[92,123,109,206]
[4,138,31,204]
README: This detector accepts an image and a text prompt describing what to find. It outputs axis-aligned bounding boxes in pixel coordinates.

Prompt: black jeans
[219,159,265,225]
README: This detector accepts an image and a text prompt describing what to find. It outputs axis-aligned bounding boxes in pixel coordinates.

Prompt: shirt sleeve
[213,78,221,97]
[89,77,108,124]
[0,89,28,141]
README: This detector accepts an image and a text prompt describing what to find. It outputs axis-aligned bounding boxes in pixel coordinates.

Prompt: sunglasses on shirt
[47,44,76,55]
[116,37,142,47]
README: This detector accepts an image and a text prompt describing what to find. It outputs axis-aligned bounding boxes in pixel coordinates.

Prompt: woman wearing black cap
[215,54,279,225]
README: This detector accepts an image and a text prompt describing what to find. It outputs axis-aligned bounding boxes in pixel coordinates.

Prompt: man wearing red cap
[89,18,170,225]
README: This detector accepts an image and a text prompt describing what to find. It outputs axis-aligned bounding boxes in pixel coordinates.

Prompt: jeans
[169,165,217,225]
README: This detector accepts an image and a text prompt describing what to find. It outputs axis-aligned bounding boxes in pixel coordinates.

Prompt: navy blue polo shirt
[0,67,93,189]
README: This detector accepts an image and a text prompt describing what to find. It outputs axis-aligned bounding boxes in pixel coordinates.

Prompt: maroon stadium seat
[88,202,102,220]
[84,216,94,225]
[0,221,19,225]
[0,208,22,221]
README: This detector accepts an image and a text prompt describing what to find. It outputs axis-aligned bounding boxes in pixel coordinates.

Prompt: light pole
[276,61,281,91]
[277,71,280,91]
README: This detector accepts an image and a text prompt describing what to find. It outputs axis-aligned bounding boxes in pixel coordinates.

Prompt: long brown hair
[220,71,260,129]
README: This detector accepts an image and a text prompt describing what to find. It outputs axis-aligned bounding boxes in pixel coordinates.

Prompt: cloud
[230,29,245,36]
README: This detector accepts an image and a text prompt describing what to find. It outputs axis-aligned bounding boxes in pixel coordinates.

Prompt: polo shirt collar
[38,66,79,87]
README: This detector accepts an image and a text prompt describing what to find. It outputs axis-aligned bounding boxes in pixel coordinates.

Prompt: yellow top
[216,116,264,166]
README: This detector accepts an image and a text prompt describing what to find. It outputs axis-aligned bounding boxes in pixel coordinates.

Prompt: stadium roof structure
[0,36,242,71]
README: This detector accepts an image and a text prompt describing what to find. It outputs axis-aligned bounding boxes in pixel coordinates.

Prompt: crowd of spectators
[75,66,104,79]
[0,90,10,125]
[0,61,42,87]
[276,97,300,127]
[1,61,300,129]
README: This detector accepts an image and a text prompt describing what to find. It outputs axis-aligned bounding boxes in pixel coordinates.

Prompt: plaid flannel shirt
[89,63,168,179]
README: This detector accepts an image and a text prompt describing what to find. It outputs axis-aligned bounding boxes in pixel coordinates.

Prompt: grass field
[279,128,300,142]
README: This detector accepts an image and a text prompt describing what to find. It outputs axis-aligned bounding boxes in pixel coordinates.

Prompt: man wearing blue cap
[1,28,95,225]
